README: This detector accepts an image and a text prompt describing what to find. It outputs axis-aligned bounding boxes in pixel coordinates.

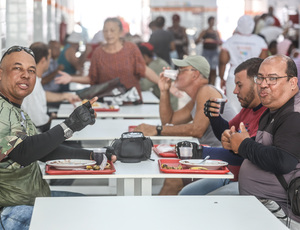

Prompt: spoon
[198,155,210,164]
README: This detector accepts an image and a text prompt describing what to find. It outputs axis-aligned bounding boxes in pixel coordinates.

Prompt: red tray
[93,108,120,112]
[153,144,211,158]
[45,161,116,175]
[153,144,178,158]
[158,159,230,174]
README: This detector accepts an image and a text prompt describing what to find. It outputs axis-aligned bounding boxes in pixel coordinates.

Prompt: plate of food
[46,159,96,170]
[158,159,229,174]
[179,159,228,170]
[76,100,120,112]
[45,161,116,174]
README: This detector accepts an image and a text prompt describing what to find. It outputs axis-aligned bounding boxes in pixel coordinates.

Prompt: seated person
[58,31,87,91]
[0,46,116,229]
[134,55,237,195]
[138,42,179,110]
[179,57,267,195]
[54,17,159,103]
[225,55,300,228]
[22,42,81,133]
[41,40,65,92]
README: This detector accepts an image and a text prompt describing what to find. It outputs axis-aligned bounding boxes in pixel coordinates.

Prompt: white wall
[0,0,6,55]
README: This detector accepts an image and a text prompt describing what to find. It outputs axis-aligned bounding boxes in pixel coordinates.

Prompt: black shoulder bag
[276,174,300,216]
[111,132,153,163]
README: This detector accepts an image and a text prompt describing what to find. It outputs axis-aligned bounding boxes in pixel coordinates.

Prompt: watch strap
[156,125,162,136]
[60,122,74,139]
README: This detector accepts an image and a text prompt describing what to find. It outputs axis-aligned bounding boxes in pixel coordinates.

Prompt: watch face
[65,128,73,138]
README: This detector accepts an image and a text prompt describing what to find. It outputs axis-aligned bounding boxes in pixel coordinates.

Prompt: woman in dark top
[195,16,222,85]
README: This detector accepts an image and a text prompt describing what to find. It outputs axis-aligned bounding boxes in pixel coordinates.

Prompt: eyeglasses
[0,46,35,63]
[178,68,198,73]
[254,74,289,85]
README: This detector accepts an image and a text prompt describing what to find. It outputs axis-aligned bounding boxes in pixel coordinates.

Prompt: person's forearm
[8,125,66,166]
[160,123,203,137]
[218,63,226,80]
[39,144,92,162]
[159,90,174,125]
[145,66,159,84]
[219,50,230,80]
[209,116,229,140]
[71,75,91,84]
[238,138,298,174]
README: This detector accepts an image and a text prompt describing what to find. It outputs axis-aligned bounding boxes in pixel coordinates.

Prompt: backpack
[276,174,300,216]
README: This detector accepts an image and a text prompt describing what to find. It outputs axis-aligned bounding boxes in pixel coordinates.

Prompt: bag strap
[275,174,289,190]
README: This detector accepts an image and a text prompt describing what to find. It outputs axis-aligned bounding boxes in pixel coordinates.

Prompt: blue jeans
[0,191,84,230]
[179,146,242,196]
[179,178,232,195]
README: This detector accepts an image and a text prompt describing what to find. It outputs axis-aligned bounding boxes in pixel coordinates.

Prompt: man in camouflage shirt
[0,46,114,230]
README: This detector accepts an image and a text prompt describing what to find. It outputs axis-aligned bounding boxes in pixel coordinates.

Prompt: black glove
[64,101,96,132]
[92,151,108,170]
[204,100,220,119]
[103,146,115,161]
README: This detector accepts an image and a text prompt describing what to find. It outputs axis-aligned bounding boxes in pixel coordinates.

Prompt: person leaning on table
[0,46,116,230]
[134,55,237,195]
[225,55,300,229]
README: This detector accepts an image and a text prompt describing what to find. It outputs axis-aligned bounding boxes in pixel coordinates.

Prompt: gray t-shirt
[191,86,237,147]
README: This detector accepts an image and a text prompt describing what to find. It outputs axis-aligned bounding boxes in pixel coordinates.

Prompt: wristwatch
[60,122,74,139]
[156,125,163,136]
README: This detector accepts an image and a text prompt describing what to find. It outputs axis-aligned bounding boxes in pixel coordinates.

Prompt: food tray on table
[93,106,120,112]
[45,160,116,175]
[153,144,177,158]
[75,101,120,112]
[153,144,211,158]
[158,159,230,174]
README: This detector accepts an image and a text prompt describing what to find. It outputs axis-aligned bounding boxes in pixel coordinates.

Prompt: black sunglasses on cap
[0,46,35,62]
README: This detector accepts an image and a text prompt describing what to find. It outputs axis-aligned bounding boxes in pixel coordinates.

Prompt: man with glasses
[0,46,116,229]
[135,55,236,195]
[179,57,267,196]
[225,55,300,229]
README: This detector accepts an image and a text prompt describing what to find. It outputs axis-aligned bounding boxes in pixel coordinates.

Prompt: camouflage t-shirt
[0,97,37,166]
[0,97,50,206]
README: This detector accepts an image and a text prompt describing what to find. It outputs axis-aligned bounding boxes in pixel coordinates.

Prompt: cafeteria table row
[69,83,160,104]
[43,152,234,196]
[57,103,160,119]
[29,196,288,230]
[50,119,197,142]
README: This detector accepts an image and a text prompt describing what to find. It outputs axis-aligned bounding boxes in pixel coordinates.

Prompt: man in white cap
[135,55,237,194]
[219,15,268,114]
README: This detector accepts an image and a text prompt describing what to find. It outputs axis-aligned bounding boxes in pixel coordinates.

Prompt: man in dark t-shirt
[149,16,176,64]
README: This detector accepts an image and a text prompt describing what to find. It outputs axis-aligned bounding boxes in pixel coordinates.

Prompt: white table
[30,196,288,230]
[69,82,159,104]
[57,103,159,118]
[51,119,196,142]
[43,153,233,196]
[140,90,159,104]
[69,82,90,91]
